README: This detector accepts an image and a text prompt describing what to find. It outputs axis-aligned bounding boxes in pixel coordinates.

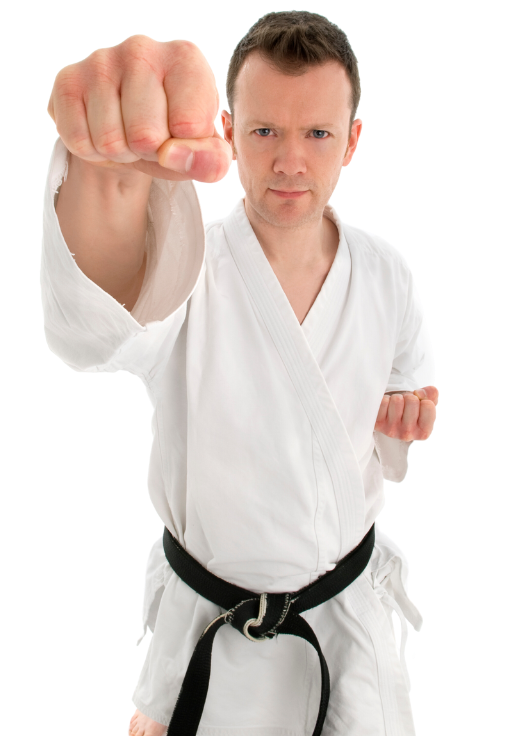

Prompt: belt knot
[225,592,293,641]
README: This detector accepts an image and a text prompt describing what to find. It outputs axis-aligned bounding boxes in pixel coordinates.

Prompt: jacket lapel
[223,200,365,557]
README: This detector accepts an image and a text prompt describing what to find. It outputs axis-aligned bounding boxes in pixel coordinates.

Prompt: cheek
[236,151,262,180]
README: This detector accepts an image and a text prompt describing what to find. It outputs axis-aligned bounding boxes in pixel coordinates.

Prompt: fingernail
[414,389,426,400]
[163,144,194,173]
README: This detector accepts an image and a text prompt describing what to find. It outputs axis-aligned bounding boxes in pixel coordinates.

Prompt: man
[43,10,438,736]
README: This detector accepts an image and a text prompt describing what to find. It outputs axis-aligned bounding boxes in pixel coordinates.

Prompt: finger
[161,41,218,140]
[425,386,439,405]
[86,82,141,164]
[400,393,420,441]
[385,393,404,437]
[414,385,439,405]
[147,39,229,182]
[120,63,171,162]
[374,394,390,428]
[417,399,436,439]
[50,65,109,163]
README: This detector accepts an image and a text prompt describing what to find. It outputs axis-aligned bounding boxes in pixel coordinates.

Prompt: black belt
[162,523,375,736]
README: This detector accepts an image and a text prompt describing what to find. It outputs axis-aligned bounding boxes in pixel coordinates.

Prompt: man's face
[222,52,362,230]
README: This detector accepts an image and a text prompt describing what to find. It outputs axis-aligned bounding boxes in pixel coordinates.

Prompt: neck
[243,198,339,272]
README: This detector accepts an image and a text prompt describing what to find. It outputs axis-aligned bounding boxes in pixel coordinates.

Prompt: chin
[255,197,322,229]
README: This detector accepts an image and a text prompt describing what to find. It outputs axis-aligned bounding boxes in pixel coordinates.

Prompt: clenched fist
[47,35,232,182]
[374,386,439,442]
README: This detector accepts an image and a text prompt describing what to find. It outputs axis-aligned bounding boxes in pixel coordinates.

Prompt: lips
[269,189,308,199]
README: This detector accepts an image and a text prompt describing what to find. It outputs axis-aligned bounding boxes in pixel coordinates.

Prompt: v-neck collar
[224,199,351,356]
[222,198,365,554]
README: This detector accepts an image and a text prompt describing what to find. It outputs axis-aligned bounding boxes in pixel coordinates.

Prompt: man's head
[222,11,362,231]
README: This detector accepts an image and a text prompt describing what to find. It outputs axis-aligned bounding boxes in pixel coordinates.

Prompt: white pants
[133,529,422,736]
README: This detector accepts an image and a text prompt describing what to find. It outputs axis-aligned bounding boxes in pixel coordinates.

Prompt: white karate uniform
[41,136,433,736]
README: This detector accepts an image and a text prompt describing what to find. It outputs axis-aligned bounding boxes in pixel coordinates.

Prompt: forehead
[234,51,352,125]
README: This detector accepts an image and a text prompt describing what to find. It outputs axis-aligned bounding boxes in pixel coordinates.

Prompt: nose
[273,140,307,175]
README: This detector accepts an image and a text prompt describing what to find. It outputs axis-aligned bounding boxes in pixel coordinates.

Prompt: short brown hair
[226,11,361,130]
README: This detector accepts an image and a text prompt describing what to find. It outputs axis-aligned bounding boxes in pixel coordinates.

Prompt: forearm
[55,152,153,311]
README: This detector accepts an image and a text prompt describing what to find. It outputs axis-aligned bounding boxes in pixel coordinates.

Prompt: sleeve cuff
[373,431,412,482]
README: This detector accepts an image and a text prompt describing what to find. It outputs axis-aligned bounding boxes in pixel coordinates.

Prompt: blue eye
[254,128,330,140]
[255,128,271,137]
[312,130,328,138]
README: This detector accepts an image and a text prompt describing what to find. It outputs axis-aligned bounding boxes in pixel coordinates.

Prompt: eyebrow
[243,120,337,129]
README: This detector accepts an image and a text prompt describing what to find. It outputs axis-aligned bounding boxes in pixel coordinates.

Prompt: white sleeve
[385,268,434,394]
[375,267,435,482]
[41,137,205,386]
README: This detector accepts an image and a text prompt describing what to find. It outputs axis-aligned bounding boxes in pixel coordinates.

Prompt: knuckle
[68,135,96,159]
[170,118,209,139]
[157,38,201,73]
[120,34,158,66]
[125,126,163,155]
[87,47,112,68]
[54,64,74,84]
[88,47,110,63]
[168,39,201,61]
[120,33,159,60]
[93,130,127,157]
[123,33,154,49]
[54,65,82,99]
[164,40,212,86]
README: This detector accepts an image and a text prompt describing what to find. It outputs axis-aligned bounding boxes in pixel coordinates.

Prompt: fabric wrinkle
[367,531,423,695]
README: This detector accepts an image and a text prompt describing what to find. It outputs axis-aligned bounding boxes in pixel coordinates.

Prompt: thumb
[157,129,232,183]
[414,386,439,405]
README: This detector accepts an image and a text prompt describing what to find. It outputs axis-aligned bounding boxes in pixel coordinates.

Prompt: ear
[220,110,233,143]
[220,110,235,161]
[342,118,363,167]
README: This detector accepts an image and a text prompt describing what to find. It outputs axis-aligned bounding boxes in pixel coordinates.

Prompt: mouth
[268,189,309,199]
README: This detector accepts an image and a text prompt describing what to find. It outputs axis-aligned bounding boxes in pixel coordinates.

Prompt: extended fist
[47,35,232,182]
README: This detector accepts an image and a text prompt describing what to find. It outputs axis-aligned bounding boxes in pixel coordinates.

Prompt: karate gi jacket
[41,137,433,736]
